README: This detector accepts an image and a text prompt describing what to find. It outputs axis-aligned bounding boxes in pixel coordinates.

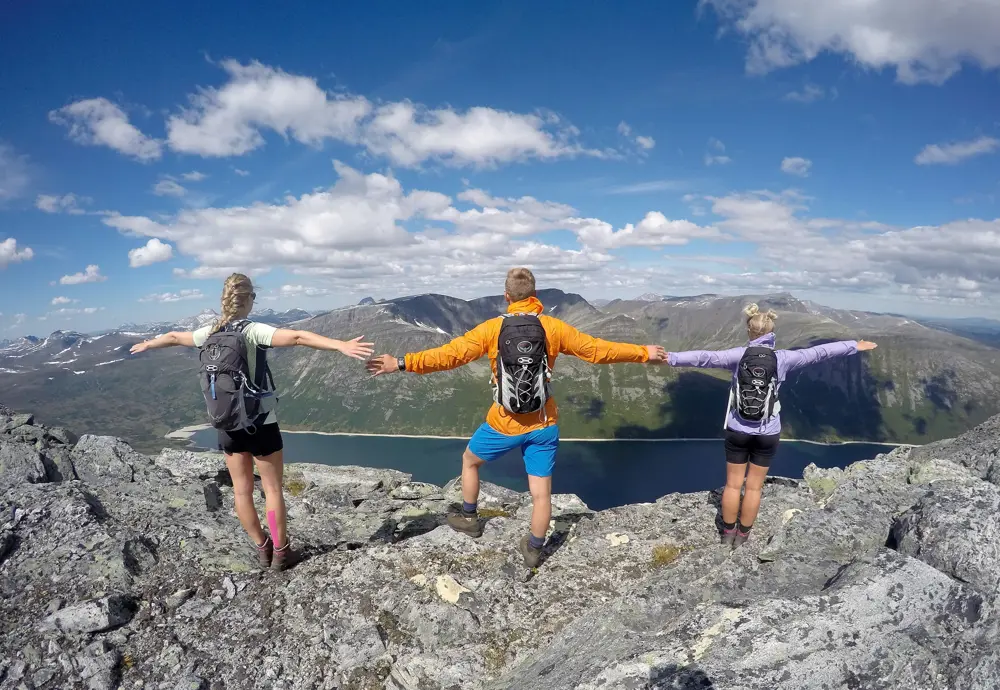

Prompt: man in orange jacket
[366,268,668,567]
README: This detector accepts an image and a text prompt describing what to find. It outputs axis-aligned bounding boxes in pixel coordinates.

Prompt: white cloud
[139,289,204,303]
[180,171,207,182]
[51,306,103,316]
[94,159,1000,308]
[55,59,606,168]
[49,98,162,161]
[51,296,77,305]
[702,0,1000,85]
[59,264,107,285]
[781,156,812,177]
[606,180,689,195]
[783,84,828,103]
[915,136,999,165]
[36,193,90,215]
[0,142,31,202]
[129,238,174,268]
[152,179,187,197]
[234,168,250,177]
[704,138,732,166]
[360,101,601,168]
[7,313,26,331]
[0,238,33,269]
[166,59,371,157]
[279,284,331,298]
[572,212,720,249]
[618,121,656,152]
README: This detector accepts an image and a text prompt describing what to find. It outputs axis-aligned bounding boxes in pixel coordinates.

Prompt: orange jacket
[404,297,649,435]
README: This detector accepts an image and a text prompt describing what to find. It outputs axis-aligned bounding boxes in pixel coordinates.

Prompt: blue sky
[1,0,999,335]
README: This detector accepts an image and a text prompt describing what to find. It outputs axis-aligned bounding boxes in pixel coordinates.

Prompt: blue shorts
[466,423,560,478]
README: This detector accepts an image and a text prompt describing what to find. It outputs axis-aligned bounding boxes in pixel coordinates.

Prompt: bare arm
[129,331,195,354]
[269,329,374,359]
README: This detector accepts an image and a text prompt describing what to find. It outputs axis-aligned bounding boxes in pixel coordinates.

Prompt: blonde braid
[210,273,254,334]
[744,303,777,340]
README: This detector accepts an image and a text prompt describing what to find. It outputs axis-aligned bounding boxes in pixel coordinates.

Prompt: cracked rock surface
[2,409,1000,689]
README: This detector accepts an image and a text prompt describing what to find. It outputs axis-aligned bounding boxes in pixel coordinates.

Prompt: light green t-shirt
[193,321,278,425]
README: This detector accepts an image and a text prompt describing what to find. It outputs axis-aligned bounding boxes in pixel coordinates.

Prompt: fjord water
[190,429,893,511]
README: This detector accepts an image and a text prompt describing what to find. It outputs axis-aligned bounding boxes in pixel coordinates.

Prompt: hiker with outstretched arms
[366,268,668,567]
[666,303,877,549]
[130,273,373,570]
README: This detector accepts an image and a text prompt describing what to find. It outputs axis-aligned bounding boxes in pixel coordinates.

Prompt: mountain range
[2,291,998,451]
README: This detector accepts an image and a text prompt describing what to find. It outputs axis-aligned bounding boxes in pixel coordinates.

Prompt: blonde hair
[744,303,777,339]
[210,273,255,334]
[505,267,536,302]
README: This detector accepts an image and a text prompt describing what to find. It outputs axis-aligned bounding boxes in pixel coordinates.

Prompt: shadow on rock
[650,663,716,689]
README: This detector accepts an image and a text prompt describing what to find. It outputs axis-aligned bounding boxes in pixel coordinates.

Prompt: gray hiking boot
[720,528,737,548]
[519,535,542,568]
[256,536,273,568]
[733,528,751,549]
[447,511,482,537]
[271,542,301,572]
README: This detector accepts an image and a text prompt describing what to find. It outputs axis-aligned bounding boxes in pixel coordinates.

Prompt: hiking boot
[519,535,542,569]
[733,529,751,549]
[271,542,301,572]
[720,528,737,548]
[447,511,482,537]
[256,536,273,568]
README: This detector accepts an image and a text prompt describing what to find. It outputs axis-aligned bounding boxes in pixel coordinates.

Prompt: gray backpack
[197,320,275,432]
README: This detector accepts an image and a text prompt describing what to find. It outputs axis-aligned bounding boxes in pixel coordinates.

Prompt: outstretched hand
[365,354,400,377]
[338,336,375,360]
[857,340,878,352]
[645,345,668,364]
[129,341,149,355]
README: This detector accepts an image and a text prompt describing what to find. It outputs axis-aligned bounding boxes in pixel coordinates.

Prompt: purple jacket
[667,332,859,435]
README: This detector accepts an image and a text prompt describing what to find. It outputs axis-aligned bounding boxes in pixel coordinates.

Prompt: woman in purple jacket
[667,304,878,549]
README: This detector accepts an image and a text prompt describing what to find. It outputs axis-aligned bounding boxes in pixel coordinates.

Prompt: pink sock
[267,510,278,539]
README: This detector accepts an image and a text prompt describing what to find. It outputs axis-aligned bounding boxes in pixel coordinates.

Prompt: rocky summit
[1,411,1000,690]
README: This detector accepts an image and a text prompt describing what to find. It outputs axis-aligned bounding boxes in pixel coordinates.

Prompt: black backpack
[493,313,551,415]
[197,320,275,432]
[732,346,779,422]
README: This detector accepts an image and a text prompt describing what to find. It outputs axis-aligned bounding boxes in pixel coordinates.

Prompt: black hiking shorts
[723,429,780,468]
[217,420,283,458]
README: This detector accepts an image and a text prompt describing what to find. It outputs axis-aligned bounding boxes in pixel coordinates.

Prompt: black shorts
[217,421,283,457]
[724,429,780,468]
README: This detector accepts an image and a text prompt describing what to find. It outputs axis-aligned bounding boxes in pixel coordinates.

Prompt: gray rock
[165,588,196,610]
[72,435,153,484]
[5,406,1000,690]
[0,438,49,485]
[390,482,444,500]
[0,413,33,434]
[893,480,1000,595]
[154,448,225,481]
[41,446,77,482]
[41,594,138,634]
[45,426,77,445]
[77,641,121,690]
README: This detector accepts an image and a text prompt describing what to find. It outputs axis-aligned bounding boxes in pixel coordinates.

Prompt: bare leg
[526,474,552,540]
[254,449,287,548]
[722,462,748,525]
[461,447,485,507]
[225,451,266,545]
[739,463,769,528]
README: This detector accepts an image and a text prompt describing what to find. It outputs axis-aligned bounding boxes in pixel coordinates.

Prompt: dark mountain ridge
[2,290,998,450]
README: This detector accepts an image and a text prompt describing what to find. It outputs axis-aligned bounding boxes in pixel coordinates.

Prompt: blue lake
[190,428,896,512]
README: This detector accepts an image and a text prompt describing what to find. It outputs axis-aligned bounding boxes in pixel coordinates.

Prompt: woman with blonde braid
[667,304,877,549]
[130,273,373,570]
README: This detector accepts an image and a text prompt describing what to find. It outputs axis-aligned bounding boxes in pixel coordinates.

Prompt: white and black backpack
[728,345,779,423]
[493,313,551,415]
[197,320,275,432]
